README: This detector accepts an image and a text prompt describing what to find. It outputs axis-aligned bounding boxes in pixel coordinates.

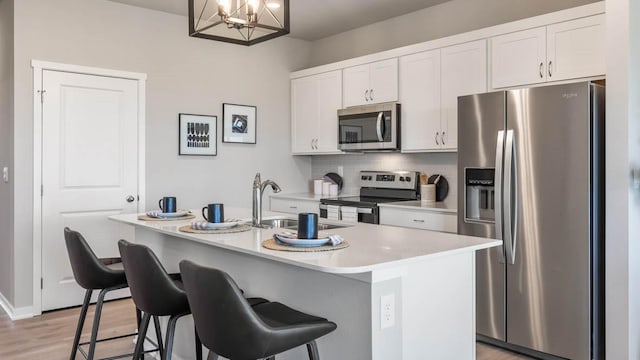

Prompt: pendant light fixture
[189,0,290,46]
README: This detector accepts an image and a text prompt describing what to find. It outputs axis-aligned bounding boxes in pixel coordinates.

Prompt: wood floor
[0,298,534,359]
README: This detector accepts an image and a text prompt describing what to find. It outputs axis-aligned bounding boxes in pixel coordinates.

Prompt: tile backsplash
[311,152,458,208]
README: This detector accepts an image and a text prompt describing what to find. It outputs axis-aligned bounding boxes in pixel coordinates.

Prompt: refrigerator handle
[504,130,518,265]
[494,130,505,264]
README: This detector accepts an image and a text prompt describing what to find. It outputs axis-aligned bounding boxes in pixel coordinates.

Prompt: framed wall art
[179,113,217,156]
[222,103,257,144]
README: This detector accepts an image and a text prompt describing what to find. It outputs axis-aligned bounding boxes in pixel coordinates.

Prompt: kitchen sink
[259,218,350,230]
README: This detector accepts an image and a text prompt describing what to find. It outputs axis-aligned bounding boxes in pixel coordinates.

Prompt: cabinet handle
[435,132,440,145]
[548,61,552,77]
[315,139,319,149]
[441,131,446,145]
[413,219,425,223]
[539,62,544,78]
[289,206,298,209]
[365,89,369,102]
[370,88,374,101]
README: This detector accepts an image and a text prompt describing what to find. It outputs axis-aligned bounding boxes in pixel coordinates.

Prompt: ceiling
[108,0,451,41]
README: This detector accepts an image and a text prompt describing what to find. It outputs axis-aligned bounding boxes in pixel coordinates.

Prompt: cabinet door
[315,70,343,153]
[369,58,399,104]
[343,64,370,107]
[441,40,487,150]
[546,14,605,81]
[399,50,441,151]
[291,76,318,154]
[491,27,547,89]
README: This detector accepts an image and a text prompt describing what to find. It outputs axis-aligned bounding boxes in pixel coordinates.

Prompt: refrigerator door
[505,83,592,359]
[457,91,506,341]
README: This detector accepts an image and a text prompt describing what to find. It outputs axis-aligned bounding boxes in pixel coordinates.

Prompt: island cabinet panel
[490,14,605,89]
[490,27,547,89]
[291,70,343,154]
[441,39,488,151]
[343,58,398,107]
[399,49,442,152]
[270,197,320,215]
[379,206,457,233]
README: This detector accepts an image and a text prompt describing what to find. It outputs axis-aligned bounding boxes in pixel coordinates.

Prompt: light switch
[2,167,8,183]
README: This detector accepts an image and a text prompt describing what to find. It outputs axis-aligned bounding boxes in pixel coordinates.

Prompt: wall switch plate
[380,293,395,329]
[337,165,344,178]
[2,167,7,183]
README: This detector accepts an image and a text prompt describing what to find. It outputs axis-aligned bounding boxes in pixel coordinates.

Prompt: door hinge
[40,278,43,289]
[37,89,46,103]
[41,185,43,197]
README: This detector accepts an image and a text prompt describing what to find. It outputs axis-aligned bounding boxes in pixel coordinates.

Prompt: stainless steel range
[319,170,420,224]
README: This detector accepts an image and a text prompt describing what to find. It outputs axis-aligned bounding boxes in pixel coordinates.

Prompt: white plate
[274,234,331,247]
[198,221,240,230]
[148,210,190,218]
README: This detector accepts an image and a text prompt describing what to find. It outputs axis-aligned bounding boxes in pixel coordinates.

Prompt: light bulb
[247,0,259,14]
[217,0,231,14]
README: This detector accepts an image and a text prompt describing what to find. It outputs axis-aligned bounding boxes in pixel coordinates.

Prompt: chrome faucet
[252,172,282,227]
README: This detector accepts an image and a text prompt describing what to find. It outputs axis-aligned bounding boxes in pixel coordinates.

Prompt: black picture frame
[222,103,257,144]
[178,113,217,156]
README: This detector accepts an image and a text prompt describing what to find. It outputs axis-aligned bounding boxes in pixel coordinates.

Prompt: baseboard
[0,291,34,320]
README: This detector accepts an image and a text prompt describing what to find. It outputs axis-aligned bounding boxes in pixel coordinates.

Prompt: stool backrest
[64,227,114,290]
[118,240,188,316]
[179,260,272,359]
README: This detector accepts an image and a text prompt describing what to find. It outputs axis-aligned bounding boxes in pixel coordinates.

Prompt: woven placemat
[261,238,350,252]
[138,214,196,221]
[178,224,253,234]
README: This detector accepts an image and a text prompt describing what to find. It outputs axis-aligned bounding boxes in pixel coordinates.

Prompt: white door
[546,14,605,81]
[315,70,342,153]
[291,75,318,154]
[441,39,488,150]
[41,70,140,311]
[369,58,398,104]
[343,64,370,107]
[399,49,441,151]
[490,27,547,89]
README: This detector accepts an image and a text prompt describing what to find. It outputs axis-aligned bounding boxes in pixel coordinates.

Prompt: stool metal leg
[153,316,165,360]
[163,314,182,360]
[306,340,320,360]
[69,289,93,360]
[195,326,203,360]
[86,288,108,360]
[132,312,151,359]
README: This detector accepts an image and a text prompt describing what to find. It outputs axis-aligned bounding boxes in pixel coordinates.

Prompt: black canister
[298,213,318,239]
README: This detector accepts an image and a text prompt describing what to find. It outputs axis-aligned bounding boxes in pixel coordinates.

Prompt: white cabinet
[291,70,343,154]
[343,58,398,107]
[399,49,442,152]
[441,40,488,150]
[490,14,605,89]
[270,197,320,215]
[380,206,457,233]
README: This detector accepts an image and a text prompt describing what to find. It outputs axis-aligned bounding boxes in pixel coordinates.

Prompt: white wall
[10,0,312,308]
[308,0,598,66]
[0,0,14,304]
[605,0,640,358]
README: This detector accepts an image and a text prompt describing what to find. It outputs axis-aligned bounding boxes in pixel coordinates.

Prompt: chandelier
[188,0,290,46]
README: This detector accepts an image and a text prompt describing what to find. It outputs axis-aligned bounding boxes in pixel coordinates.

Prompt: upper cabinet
[291,70,343,155]
[343,58,398,107]
[490,14,605,89]
[440,40,488,151]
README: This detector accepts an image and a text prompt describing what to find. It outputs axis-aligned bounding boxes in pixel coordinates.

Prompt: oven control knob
[399,177,405,182]
[361,176,367,180]
[368,176,373,180]
[405,176,411,182]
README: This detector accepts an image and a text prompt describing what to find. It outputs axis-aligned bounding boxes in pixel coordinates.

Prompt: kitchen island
[110,208,500,360]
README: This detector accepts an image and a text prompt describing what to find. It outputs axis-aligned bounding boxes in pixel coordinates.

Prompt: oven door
[338,103,399,151]
[319,204,379,224]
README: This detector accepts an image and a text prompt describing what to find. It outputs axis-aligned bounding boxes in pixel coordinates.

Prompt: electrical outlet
[2,167,7,183]
[380,293,395,329]
[337,165,344,177]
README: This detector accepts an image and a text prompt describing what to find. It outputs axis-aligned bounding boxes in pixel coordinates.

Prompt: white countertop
[110,208,499,275]
[379,200,457,214]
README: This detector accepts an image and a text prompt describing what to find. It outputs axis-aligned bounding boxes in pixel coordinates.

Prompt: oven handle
[376,112,384,142]
[319,204,373,214]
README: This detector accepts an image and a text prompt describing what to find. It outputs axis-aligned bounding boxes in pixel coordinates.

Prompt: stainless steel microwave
[337,102,400,151]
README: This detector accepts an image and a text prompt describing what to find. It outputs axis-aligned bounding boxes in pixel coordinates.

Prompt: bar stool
[64,227,163,360]
[179,260,338,360]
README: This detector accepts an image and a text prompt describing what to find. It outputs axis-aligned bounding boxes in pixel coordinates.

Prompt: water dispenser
[465,168,495,223]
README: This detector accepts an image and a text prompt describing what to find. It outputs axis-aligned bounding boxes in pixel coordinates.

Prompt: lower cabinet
[380,206,457,233]
[270,197,320,215]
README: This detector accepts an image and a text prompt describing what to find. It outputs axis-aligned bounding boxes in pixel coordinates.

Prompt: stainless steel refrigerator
[457,81,604,360]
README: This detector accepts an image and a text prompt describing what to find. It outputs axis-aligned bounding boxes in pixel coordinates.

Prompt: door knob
[126,195,136,203]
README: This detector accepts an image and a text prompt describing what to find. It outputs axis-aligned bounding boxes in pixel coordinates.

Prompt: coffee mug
[202,203,224,223]
[158,196,177,213]
[298,213,318,239]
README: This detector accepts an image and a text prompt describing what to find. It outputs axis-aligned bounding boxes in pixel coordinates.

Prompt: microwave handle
[376,112,384,141]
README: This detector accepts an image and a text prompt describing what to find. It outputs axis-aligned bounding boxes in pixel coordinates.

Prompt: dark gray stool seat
[179,260,337,360]
[64,227,163,360]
